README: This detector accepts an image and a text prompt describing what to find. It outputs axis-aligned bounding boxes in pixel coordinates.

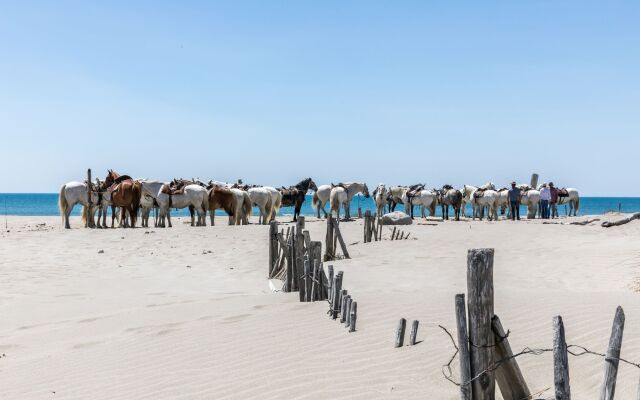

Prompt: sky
[0,1,638,195]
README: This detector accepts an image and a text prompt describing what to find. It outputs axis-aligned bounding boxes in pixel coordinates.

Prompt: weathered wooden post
[409,320,419,345]
[290,227,299,292]
[340,292,349,323]
[325,216,335,261]
[310,259,319,301]
[530,173,539,189]
[333,217,350,259]
[467,248,495,399]
[331,272,343,319]
[269,221,278,277]
[395,318,407,348]
[456,294,472,400]
[364,210,371,243]
[600,306,625,400]
[553,315,571,400]
[349,301,357,332]
[303,258,311,302]
[327,265,334,303]
[492,315,530,399]
[344,296,352,327]
[86,168,95,228]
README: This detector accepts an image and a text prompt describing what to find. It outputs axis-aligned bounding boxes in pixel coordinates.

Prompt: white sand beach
[2,214,640,399]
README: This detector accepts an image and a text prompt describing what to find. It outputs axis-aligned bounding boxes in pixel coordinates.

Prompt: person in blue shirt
[508,182,521,220]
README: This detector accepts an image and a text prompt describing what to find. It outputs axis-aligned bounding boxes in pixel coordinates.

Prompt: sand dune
[2,214,640,399]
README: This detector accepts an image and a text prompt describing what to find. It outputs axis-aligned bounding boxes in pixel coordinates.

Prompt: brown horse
[207,185,236,225]
[102,169,141,228]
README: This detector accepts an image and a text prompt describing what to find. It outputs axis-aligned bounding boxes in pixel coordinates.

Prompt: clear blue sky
[1,1,638,195]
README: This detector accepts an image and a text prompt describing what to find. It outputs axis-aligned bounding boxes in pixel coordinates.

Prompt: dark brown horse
[436,184,463,221]
[279,178,317,221]
[207,185,236,225]
[102,170,141,228]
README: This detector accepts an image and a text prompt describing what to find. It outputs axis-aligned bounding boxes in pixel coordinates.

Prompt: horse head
[362,183,370,198]
[307,178,318,192]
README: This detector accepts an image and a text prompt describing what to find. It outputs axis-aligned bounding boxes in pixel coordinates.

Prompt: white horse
[248,187,274,225]
[518,185,541,219]
[460,185,477,218]
[230,188,252,225]
[496,188,511,217]
[263,186,282,221]
[470,189,499,221]
[312,185,331,218]
[537,184,580,216]
[557,188,580,216]
[402,189,437,218]
[372,183,388,216]
[139,180,166,228]
[59,181,102,229]
[329,182,370,220]
[388,186,408,212]
[156,184,209,227]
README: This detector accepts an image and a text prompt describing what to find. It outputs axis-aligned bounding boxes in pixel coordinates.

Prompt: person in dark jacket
[549,182,559,219]
[508,182,521,220]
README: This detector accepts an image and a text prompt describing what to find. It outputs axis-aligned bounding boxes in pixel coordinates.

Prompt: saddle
[161,181,188,196]
[558,188,569,197]
[108,178,134,194]
[406,184,424,199]
[473,188,487,199]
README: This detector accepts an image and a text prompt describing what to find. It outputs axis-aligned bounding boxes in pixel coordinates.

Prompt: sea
[0,193,637,219]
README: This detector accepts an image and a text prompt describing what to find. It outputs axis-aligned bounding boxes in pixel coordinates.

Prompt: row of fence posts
[363,210,382,243]
[268,216,357,331]
[456,248,630,400]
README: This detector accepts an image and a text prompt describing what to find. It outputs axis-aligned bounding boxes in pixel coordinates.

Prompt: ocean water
[0,193,637,219]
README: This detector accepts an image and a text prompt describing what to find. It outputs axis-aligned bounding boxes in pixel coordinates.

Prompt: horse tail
[242,194,252,224]
[311,192,319,209]
[81,205,87,226]
[264,195,274,223]
[574,195,580,214]
[131,182,142,227]
[330,189,339,213]
[273,192,282,213]
[201,192,209,216]
[58,184,68,225]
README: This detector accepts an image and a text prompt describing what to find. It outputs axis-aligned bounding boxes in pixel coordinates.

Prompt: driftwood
[602,212,640,228]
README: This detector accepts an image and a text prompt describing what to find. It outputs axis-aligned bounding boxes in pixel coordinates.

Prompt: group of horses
[58,171,580,228]
[371,182,580,221]
[58,170,318,229]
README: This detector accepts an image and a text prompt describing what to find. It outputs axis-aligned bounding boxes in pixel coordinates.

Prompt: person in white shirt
[539,183,551,219]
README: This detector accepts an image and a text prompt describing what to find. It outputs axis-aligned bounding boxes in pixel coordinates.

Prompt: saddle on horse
[107,175,134,194]
[558,188,569,197]
[473,188,487,199]
[406,184,424,199]
[161,180,189,196]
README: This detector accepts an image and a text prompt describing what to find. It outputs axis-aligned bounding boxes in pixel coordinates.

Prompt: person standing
[508,182,521,220]
[549,182,559,219]
[539,183,551,219]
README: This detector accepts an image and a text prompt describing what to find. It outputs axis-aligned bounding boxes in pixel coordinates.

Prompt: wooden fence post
[333,217,350,259]
[269,221,278,277]
[364,210,371,243]
[410,320,419,345]
[327,265,334,303]
[600,306,625,400]
[331,272,343,319]
[310,259,319,301]
[325,216,335,261]
[553,315,571,400]
[340,291,349,323]
[349,302,357,332]
[395,318,407,348]
[467,248,495,400]
[492,315,530,399]
[344,296,352,327]
[303,258,311,302]
[455,294,472,400]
